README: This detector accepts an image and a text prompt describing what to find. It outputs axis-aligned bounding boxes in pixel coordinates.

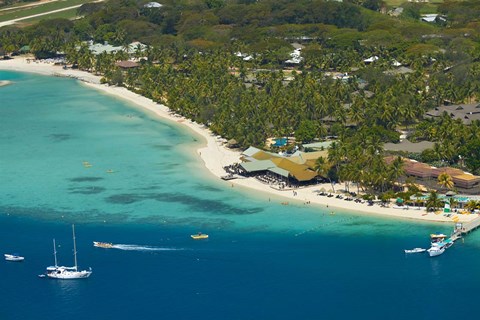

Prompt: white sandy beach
[1,56,477,224]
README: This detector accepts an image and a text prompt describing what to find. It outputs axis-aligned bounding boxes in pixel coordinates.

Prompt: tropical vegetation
[2,0,480,197]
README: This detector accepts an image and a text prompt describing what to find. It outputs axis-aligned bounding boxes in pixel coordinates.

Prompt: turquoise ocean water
[1,70,480,320]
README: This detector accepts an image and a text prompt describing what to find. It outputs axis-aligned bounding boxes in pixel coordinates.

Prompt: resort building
[425,103,480,125]
[238,146,325,187]
[115,61,140,69]
[385,156,480,192]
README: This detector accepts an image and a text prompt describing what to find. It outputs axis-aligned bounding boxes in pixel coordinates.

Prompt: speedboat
[430,233,447,244]
[404,248,426,254]
[191,232,209,240]
[4,254,25,261]
[441,238,454,249]
[93,241,114,249]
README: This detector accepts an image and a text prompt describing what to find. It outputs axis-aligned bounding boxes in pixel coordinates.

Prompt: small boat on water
[191,232,209,240]
[430,233,447,244]
[404,248,426,254]
[4,254,25,261]
[427,243,446,257]
[42,225,92,279]
[93,241,114,249]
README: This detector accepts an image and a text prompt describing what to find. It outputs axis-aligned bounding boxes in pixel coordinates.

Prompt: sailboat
[43,225,92,279]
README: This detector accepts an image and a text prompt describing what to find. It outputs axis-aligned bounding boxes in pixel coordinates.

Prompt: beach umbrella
[446,190,456,197]
[227,138,238,147]
[396,198,404,204]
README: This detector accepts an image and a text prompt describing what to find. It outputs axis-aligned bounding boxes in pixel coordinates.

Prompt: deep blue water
[1,70,480,320]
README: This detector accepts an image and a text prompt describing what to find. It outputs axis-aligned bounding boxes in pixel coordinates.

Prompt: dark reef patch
[0,205,130,224]
[48,133,71,142]
[151,144,173,150]
[68,186,106,194]
[104,192,264,215]
[193,184,223,193]
[69,177,104,182]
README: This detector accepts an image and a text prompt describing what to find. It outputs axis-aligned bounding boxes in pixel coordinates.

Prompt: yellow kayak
[191,233,209,240]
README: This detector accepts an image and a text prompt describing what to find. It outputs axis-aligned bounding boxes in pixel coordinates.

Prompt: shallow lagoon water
[1,71,480,320]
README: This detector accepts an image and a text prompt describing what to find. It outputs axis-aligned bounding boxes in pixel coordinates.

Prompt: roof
[425,103,480,125]
[384,140,434,153]
[384,66,414,75]
[240,146,322,182]
[88,42,122,55]
[144,2,163,8]
[251,150,280,161]
[453,174,480,182]
[116,60,139,68]
[87,41,146,55]
[302,141,332,150]
[289,151,328,165]
[242,146,262,157]
[364,56,378,63]
[271,158,317,181]
[269,166,290,178]
[240,160,276,172]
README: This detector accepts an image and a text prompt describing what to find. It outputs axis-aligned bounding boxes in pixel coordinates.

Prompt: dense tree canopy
[2,0,480,194]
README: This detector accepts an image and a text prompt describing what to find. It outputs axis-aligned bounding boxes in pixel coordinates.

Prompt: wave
[111,244,182,251]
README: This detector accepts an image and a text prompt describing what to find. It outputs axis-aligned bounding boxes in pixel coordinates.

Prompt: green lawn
[21,7,80,23]
[0,0,92,23]
[384,0,451,14]
[384,0,445,6]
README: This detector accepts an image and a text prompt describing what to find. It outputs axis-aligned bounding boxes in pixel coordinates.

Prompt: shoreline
[1,56,477,224]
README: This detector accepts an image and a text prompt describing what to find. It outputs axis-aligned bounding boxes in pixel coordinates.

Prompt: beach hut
[115,61,140,69]
[19,45,30,54]
[227,139,239,148]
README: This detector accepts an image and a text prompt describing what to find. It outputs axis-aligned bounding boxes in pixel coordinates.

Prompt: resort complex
[2,0,480,221]
[5,1,480,319]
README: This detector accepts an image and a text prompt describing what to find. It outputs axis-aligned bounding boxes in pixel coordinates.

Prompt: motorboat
[191,232,209,240]
[427,244,445,257]
[4,254,25,261]
[93,241,114,249]
[441,238,454,249]
[42,225,92,279]
[404,248,426,254]
[430,233,447,244]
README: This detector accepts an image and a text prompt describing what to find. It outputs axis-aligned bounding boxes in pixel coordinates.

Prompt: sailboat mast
[53,238,58,267]
[72,224,78,271]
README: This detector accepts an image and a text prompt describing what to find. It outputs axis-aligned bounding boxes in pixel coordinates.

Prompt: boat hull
[427,248,445,257]
[93,241,114,248]
[4,254,24,261]
[47,269,92,279]
[191,235,208,240]
[404,248,426,254]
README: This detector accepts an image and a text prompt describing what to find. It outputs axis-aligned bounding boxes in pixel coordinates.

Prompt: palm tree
[388,156,405,188]
[437,172,454,191]
[314,156,335,192]
[426,190,443,212]
[448,197,458,212]
[464,200,479,212]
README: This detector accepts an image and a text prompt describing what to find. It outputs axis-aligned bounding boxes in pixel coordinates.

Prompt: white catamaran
[43,225,92,279]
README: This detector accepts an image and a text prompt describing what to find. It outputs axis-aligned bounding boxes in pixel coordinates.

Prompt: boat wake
[111,244,182,251]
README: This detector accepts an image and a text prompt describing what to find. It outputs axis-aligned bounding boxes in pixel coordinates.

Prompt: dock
[453,216,480,238]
